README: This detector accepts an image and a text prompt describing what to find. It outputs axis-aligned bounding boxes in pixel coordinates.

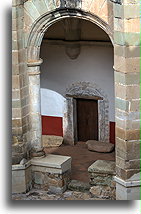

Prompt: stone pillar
[27,59,45,158]
[113,1,140,200]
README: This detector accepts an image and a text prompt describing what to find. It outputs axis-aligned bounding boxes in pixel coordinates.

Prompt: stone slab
[88,160,115,175]
[68,180,90,192]
[31,154,71,173]
[42,135,63,147]
[86,140,114,153]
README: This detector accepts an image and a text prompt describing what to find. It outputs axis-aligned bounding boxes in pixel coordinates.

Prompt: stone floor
[44,142,115,182]
[12,188,104,200]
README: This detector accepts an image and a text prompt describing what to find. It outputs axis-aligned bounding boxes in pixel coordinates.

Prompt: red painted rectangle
[42,115,63,136]
[110,121,115,144]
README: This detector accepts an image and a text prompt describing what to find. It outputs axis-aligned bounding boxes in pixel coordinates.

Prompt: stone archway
[26,8,114,152]
[12,0,141,200]
[63,82,109,145]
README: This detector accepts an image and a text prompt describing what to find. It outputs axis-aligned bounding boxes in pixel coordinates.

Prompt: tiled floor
[44,142,115,183]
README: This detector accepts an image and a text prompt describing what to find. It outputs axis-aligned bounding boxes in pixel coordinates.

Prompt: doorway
[76,98,98,142]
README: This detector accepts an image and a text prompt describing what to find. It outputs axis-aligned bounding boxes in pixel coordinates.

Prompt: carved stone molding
[63,82,109,145]
[60,0,82,9]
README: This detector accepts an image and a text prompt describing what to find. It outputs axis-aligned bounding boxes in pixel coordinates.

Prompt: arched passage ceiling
[43,18,111,42]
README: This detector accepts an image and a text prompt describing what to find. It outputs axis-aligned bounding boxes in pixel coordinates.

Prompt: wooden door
[77,98,98,141]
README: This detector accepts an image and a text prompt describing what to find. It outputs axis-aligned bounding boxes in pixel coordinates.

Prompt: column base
[115,176,141,200]
[30,148,45,158]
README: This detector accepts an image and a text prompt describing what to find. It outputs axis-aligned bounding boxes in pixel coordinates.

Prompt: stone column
[114,1,140,200]
[27,59,45,158]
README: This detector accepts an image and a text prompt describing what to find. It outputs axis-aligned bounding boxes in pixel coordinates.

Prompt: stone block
[86,140,114,153]
[12,162,32,194]
[114,45,140,58]
[115,71,140,86]
[115,98,129,112]
[68,180,90,192]
[12,142,26,154]
[116,166,140,180]
[115,177,140,200]
[116,109,140,120]
[116,138,140,160]
[88,160,115,175]
[88,160,116,199]
[114,4,140,19]
[130,100,140,112]
[12,99,21,108]
[31,155,71,193]
[12,75,20,89]
[12,118,22,128]
[12,108,21,118]
[42,135,63,147]
[114,17,140,33]
[24,1,40,20]
[32,0,48,15]
[114,55,140,73]
[116,127,140,141]
[12,127,23,135]
[33,171,45,185]
[116,156,140,170]
[31,154,71,174]
[114,31,140,46]
[90,185,116,200]
[12,51,19,65]
[115,84,139,100]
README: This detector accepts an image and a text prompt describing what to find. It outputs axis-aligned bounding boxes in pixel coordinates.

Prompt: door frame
[63,82,109,145]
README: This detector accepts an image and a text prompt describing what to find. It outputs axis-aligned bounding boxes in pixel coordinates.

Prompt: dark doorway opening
[76,98,98,142]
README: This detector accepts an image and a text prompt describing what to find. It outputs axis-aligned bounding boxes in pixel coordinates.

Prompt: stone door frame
[63,82,109,145]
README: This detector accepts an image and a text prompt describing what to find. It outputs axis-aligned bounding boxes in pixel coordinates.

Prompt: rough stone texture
[31,155,72,193]
[90,185,115,200]
[86,140,114,153]
[12,188,106,200]
[68,180,90,192]
[12,136,27,164]
[88,160,116,175]
[32,170,71,194]
[42,135,63,147]
[88,160,116,199]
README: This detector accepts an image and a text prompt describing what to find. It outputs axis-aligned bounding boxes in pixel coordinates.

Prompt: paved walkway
[44,142,115,182]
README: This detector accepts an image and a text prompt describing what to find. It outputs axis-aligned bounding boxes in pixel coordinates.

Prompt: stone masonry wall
[32,169,71,194]
[114,0,140,181]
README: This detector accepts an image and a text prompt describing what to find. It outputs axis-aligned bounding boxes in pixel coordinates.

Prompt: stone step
[68,180,90,192]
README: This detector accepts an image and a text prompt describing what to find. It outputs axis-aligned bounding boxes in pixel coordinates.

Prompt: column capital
[27,58,43,67]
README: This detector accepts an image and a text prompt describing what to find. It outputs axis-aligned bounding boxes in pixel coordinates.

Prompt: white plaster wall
[40,42,115,121]
[41,88,65,117]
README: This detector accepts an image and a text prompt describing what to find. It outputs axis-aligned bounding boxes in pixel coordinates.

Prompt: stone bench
[12,154,71,194]
[88,160,116,200]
